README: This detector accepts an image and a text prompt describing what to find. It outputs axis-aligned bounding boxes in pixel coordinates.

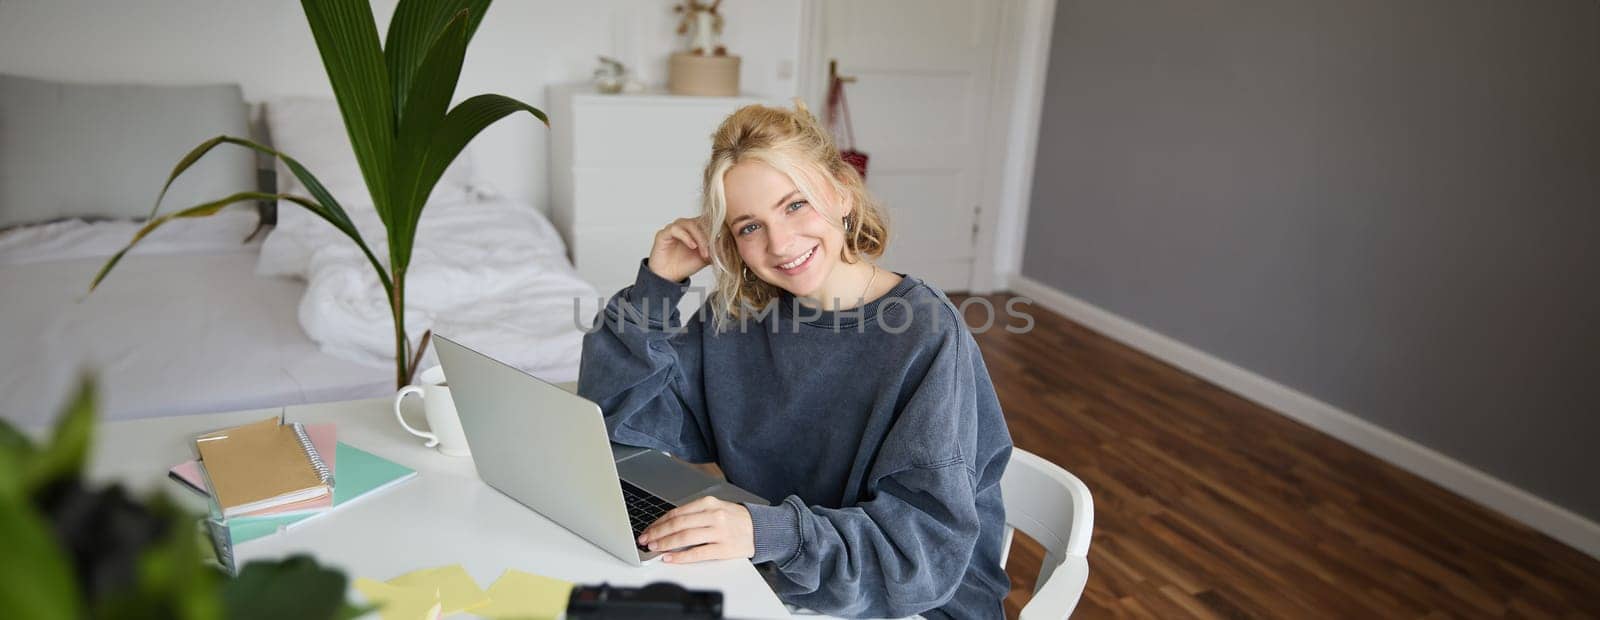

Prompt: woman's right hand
[647,216,712,283]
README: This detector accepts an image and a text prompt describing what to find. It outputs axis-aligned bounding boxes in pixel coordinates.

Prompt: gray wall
[1022,0,1600,521]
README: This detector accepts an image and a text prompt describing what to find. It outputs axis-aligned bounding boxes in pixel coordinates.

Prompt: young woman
[577,102,1013,619]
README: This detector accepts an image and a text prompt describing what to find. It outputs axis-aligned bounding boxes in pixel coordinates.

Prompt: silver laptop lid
[432,334,643,565]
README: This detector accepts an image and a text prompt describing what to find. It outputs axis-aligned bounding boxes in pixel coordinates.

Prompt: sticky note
[354,578,442,620]
[475,569,575,619]
[387,564,491,616]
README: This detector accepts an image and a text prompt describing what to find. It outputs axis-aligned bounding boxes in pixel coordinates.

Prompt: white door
[818,0,1002,293]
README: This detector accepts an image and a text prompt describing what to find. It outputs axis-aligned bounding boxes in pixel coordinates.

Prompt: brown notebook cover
[196,417,330,517]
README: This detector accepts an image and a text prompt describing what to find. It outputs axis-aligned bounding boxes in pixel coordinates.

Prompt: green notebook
[204,442,416,573]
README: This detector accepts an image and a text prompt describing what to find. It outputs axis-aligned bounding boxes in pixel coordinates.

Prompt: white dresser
[547,84,768,313]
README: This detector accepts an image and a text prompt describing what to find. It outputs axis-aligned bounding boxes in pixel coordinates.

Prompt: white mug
[393,365,471,456]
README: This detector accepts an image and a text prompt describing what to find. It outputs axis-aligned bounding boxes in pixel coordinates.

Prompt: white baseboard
[1008,274,1600,560]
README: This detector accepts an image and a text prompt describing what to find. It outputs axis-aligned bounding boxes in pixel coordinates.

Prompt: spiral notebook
[203,441,419,574]
[170,422,337,517]
[195,416,334,518]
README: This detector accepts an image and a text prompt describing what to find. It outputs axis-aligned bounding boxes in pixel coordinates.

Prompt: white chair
[787,447,1094,620]
[1000,448,1094,619]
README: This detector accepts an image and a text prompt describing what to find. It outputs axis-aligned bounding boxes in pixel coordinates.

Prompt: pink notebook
[170,423,338,517]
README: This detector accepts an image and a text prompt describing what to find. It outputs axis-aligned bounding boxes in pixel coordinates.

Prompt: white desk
[86,396,792,619]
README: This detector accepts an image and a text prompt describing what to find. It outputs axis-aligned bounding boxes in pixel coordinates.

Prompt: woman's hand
[647,216,712,283]
[638,496,754,563]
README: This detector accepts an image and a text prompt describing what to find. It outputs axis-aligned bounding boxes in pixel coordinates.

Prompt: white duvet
[258,197,601,383]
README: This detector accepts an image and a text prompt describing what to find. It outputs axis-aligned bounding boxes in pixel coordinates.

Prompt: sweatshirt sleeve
[576,259,716,463]
[742,326,987,618]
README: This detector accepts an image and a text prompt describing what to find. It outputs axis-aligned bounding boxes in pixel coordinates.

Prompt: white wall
[0,0,803,213]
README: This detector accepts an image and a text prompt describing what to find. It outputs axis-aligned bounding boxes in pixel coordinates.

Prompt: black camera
[566,581,724,619]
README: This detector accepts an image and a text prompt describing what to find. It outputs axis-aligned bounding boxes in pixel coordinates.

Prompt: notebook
[204,441,418,574]
[170,423,337,517]
[195,416,334,518]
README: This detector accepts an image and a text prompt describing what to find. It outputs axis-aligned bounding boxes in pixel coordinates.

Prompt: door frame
[795,0,1058,294]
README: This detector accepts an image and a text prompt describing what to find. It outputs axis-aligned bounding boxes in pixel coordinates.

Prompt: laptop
[433,334,768,565]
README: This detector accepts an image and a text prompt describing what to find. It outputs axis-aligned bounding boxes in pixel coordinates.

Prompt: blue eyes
[737,201,808,236]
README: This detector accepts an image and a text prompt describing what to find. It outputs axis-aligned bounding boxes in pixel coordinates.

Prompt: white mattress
[1,245,391,427]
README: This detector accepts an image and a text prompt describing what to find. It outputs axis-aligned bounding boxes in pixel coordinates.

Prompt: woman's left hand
[638,496,754,563]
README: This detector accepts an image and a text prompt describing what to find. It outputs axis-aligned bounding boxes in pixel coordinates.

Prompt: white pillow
[0,74,255,228]
[264,96,480,210]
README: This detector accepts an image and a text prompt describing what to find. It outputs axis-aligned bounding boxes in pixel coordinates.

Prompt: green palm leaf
[387,8,473,265]
[90,191,285,292]
[405,93,548,240]
[385,0,490,116]
[90,189,390,297]
[301,0,395,224]
[146,135,235,219]
[90,136,392,297]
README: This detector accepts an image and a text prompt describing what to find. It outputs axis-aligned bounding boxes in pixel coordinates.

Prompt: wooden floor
[949,294,1600,619]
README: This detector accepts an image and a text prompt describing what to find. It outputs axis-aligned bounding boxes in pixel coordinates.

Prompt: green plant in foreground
[0,377,365,619]
[89,0,548,389]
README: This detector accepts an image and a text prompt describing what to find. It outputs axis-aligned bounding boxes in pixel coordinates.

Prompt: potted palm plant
[90,0,547,389]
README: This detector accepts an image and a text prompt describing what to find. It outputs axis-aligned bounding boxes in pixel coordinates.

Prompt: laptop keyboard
[621,480,676,549]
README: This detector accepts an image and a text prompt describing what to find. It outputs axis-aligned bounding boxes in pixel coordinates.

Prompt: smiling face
[721,160,847,298]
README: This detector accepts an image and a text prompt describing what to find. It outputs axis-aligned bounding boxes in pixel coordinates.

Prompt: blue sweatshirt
[578,261,1012,619]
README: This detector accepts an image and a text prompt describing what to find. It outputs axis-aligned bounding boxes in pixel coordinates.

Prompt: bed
[0,75,598,428]
[1,217,390,425]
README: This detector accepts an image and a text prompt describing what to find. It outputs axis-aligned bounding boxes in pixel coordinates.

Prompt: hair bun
[790,97,812,118]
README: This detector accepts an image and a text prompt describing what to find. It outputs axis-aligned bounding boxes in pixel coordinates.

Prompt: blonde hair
[701,100,889,327]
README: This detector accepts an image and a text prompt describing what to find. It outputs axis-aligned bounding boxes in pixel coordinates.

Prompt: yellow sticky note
[387,564,491,616]
[475,569,575,620]
[354,578,442,620]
